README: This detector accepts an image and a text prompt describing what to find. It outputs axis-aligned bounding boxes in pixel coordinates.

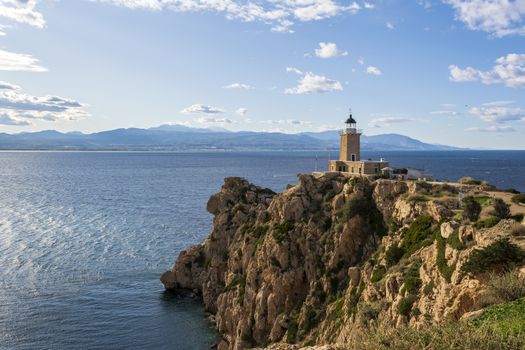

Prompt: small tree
[462,196,481,222]
[493,198,511,219]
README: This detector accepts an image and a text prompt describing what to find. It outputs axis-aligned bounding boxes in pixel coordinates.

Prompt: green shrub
[461,238,525,275]
[423,281,435,295]
[447,229,467,250]
[493,198,511,219]
[511,214,524,222]
[348,282,365,316]
[511,194,525,204]
[302,305,321,332]
[435,234,455,282]
[371,265,387,283]
[272,221,294,243]
[385,245,404,267]
[398,295,417,316]
[406,194,429,203]
[401,261,422,295]
[286,316,298,343]
[338,195,374,221]
[400,215,434,257]
[462,196,482,222]
[474,216,501,229]
[476,270,525,308]
[459,177,482,185]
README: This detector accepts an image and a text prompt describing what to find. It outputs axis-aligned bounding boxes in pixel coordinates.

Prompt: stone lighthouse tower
[339,113,361,162]
[328,111,389,176]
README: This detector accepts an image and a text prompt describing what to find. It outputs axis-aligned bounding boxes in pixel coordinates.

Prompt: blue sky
[0,0,524,149]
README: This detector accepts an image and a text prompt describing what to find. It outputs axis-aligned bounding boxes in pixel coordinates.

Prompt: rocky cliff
[161,173,525,349]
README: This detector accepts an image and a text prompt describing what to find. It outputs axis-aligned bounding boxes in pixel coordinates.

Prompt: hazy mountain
[0,125,462,151]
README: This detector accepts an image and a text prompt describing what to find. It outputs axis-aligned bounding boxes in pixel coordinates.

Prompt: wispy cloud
[236,107,248,116]
[95,0,373,33]
[0,49,47,72]
[196,117,233,124]
[314,42,348,58]
[466,125,517,133]
[449,53,525,88]
[386,21,394,30]
[285,71,343,94]
[468,106,525,123]
[368,116,414,128]
[181,104,225,114]
[222,83,253,90]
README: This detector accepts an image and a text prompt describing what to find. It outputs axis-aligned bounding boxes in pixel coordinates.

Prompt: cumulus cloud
[368,116,414,128]
[222,83,253,90]
[449,53,525,88]
[444,0,525,37]
[314,42,348,58]
[196,117,233,123]
[466,125,517,132]
[366,66,382,75]
[181,104,225,114]
[285,71,343,94]
[236,107,248,116]
[468,106,525,123]
[0,49,47,72]
[0,0,45,28]
[0,81,89,125]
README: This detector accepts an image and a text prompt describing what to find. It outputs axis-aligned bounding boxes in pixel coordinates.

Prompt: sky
[0,0,524,149]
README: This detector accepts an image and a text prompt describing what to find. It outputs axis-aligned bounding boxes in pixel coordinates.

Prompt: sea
[0,150,524,350]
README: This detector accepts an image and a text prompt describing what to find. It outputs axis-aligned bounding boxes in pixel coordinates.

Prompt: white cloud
[0,112,29,126]
[366,66,382,75]
[468,106,525,123]
[222,83,253,90]
[314,42,348,58]
[431,110,461,116]
[181,104,225,114]
[357,57,365,65]
[285,71,343,94]
[262,119,312,126]
[449,53,525,87]
[196,117,233,123]
[386,21,394,30]
[0,81,89,125]
[236,107,248,116]
[368,116,414,128]
[0,80,19,90]
[0,49,47,72]
[482,100,514,106]
[444,0,525,37]
[0,0,45,28]
[364,2,375,9]
[286,66,303,75]
[96,0,373,33]
[466,125,517,132]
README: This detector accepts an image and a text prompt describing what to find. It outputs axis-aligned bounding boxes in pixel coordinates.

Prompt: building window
[351,154,356,161]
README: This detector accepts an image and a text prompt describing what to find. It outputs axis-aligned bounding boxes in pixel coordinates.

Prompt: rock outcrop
[161,174,525,349]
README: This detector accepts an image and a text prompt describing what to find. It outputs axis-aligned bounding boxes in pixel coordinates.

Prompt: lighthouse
[328,111,389,176]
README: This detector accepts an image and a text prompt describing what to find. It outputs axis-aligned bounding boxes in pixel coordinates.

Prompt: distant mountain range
[0,124,462,151]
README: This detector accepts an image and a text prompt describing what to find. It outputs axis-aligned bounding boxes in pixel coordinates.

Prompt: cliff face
[161,174,525,350]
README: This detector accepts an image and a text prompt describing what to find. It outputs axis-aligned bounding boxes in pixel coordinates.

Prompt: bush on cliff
[461,238,525,275]
[476,270,525,308]
[272,221,294,243]
[474,216,501,229]
[511,193,525,204]
[462,196,482,222]
[399,215,435,258]
[492,198,511,219]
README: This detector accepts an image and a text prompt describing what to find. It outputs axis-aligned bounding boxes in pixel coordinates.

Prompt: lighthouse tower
[328,111,389,176]
[339,113,361,162]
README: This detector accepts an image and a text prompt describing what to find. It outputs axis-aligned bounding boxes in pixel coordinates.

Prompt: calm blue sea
[0,150,524,350]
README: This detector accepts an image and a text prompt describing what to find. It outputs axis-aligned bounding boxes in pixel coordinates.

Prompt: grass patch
[474,216,501,229]
[471,297,525,335]
[286,315,298,343]
[474,196,492,207]
[461,238,525,275]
